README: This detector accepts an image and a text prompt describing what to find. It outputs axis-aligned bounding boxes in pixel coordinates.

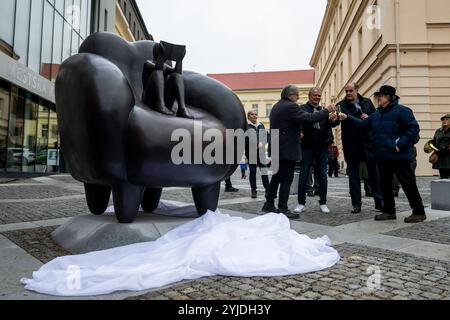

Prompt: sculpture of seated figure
[142,41,193,118]
[54,32,246,223]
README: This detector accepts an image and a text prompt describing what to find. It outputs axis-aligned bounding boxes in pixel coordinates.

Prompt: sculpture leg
[149,70,174,115]
[166,73,193,119]
[112,182,144,223]
[192,182,221,216]
[141,188,163,213]
[84,183,112,215]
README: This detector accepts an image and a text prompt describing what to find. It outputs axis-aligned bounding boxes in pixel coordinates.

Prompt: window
[80,0,88,38]
[14,0,31,65]
[52,13,64,79]
[348,46,352,77]
[129,12,131,23]
[0,0,16,48]
[41,124,49,138]
[62,21,72,61]
[51,124,58,139]
[22,94,38,173]
[0,83,11,171]
[64,0,74,20]
[358,27,363,63]
[133,22,136,36]
[104,9,108,31]
[41,1,54,80]
[334,73,337,96]
[252,104,259,115]
[333,21,336,41]
[28,0,44,73]
[71,30,79,56]
[327,35,331,56]
[55,0,64,14]
[266,104,273,117]
[7,87,25,172]
[329,83,332,103]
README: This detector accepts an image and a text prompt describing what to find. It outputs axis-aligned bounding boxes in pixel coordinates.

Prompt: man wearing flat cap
[339,85,426,224]
[429,114,450,178]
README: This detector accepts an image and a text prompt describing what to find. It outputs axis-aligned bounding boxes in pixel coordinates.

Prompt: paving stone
[384,217,450,246]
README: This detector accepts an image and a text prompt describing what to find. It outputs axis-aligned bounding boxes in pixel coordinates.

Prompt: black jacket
[269,98,330,161]
[336,94,376,162]
[300,102,339,150]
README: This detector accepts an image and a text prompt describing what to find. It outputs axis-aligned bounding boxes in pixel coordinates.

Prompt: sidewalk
[0,174,448,300]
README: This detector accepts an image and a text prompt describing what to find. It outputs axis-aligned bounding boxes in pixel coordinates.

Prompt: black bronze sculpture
[55,32,246,223]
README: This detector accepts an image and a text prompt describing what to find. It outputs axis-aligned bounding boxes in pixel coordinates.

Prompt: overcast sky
[136,0,327,75]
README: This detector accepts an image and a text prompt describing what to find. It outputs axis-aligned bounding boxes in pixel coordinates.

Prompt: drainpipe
[395,0,401,90]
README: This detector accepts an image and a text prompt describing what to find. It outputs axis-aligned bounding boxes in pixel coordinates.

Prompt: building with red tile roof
[208,70,315,128]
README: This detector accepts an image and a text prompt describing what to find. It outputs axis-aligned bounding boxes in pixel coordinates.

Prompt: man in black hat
[339,85,426,223]
[335,83,383,214]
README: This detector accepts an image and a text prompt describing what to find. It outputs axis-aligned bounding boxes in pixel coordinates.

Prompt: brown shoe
[375,213,397,221]
[404,214,427,223]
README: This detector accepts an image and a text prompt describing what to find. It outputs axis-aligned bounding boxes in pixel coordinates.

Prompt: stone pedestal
[52,200,198,254]
[431,180,450,211]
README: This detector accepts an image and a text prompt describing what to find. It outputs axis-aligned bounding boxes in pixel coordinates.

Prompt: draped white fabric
[21,211,340,296]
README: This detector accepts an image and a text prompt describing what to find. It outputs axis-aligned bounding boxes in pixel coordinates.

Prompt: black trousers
[224,178,233,189]
[377,159,425,215]
[249,164,269,191]
[328,160,339,177]
[439,169,450,179]
[392,160,417,192]
[266,160,296,210]
[347,160,383,208]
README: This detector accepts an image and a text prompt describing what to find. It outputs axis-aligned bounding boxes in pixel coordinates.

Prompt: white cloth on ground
[21,210,340,296]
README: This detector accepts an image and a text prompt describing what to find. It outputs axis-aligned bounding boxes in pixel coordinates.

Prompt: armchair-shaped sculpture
[55,32,246,223]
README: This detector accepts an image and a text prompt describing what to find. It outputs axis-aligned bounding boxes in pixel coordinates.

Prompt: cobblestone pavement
[3,225,448,300]
[2,226,70,263]
[0,173,448,300]
[0,198,91,224]
[126,243,449,300]
[0,185,82,200]
[384,217,450,246]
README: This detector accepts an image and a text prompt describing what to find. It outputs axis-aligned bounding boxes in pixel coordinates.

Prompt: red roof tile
[207,70,315,91]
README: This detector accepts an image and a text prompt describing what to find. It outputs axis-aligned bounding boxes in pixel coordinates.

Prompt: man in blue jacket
[339,85,426,223]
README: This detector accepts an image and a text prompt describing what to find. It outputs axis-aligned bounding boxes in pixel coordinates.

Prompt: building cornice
[310,0,337,67]
[116,2,135,41]
[130,0,153,40]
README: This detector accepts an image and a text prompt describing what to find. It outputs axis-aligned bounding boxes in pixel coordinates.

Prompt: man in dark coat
[262,85,336,219]
[339,85,426,223]
[294,87,340,215]
[430,114,450,179]
[245,110,270,198]
[336,83,383,213]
